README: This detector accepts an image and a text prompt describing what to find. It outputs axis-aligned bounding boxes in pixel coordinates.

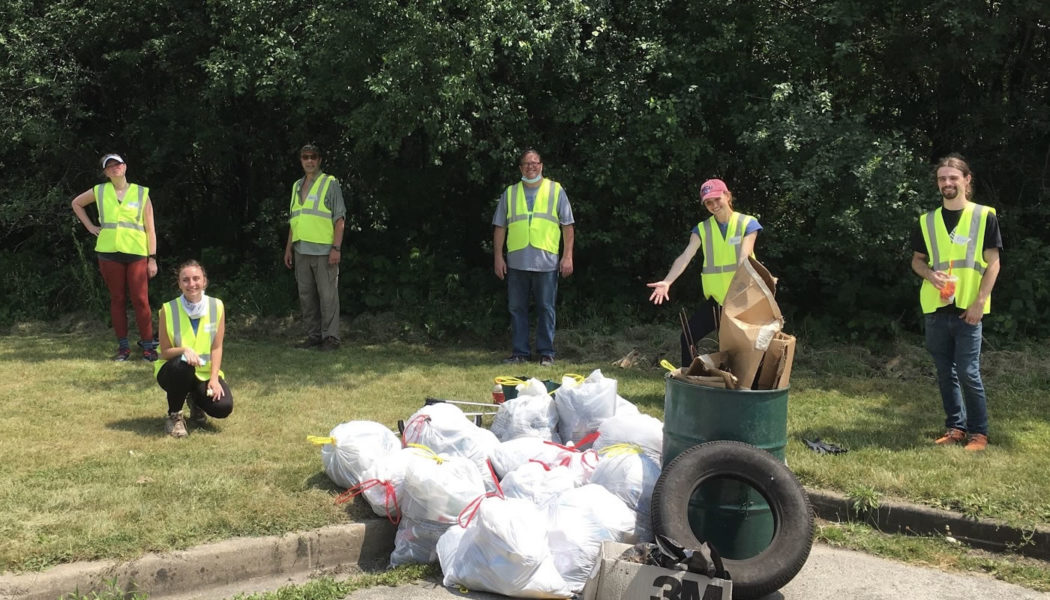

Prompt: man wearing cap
[492,149,575,367]
[284,144,346,350]
[647,178,762,366]
[72,153,159,361]
[911,154,1002,452]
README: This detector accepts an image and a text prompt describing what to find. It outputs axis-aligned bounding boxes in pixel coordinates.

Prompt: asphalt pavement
[342,544,1050,600]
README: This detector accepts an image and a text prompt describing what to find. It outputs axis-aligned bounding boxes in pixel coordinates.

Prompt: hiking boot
[165,412,188,438]
[142,348,158,362]
[319,337,341,351]
[296,336,323,349]
[539,355,555,367]
[113,348,132,361]
[188,397,208,425]
[934,428,966,445]
[502,355,528,364]
[964,433,988,452]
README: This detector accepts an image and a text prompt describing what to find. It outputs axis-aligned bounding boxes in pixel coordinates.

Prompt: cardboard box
[581,542,731,600]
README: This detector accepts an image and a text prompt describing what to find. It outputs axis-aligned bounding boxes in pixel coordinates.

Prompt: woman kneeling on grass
[155,260,233,438]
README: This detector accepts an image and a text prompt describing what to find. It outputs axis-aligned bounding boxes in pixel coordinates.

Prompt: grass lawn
[2,318,1049,589]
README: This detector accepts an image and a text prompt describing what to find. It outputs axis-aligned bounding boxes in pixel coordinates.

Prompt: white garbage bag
[545,484,638,591]
[592,413,664,461]
[312,421,401,489]
[437,497,572,598]
[353,446,431,521]
[390,450,486,566]
[402,402,501,491]
[491,382,560,443]
[589,444,662,541]
[554,369,617,447]
[490,437,567,479]
[500,461,576,506]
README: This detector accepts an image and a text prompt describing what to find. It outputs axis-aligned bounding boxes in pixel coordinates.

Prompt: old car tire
[651,440,814,600]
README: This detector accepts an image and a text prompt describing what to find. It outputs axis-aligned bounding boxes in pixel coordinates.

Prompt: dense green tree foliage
[2,0,1048,342]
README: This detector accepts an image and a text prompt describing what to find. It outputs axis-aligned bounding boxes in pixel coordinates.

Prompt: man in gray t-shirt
[492,149,575,367]
[283,144,347,351]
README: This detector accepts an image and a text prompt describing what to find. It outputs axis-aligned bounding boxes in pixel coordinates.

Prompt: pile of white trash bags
[311,369,664,599]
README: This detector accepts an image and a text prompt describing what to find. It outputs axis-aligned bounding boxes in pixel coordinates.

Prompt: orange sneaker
[934,428,966,445]
[964,433,988,452]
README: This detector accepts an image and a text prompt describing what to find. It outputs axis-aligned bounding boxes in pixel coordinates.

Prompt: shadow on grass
[106,416,164,437]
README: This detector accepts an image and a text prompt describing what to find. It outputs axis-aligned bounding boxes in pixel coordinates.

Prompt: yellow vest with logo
[919,203,994,314]
[289,174,336,244]
[698,212,756,304]
[94,183,149,255]
[505,179,563,254]
[154,296,225,381]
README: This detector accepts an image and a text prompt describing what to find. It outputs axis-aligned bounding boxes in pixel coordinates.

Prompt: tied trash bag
[402,402,501,492]
[351,446,431,522]
[589,444,661,542]
[308,421,401,489]
[500,461,577,507]
[545,484,639,591]
[437,497,572,598]
[592,413,663,461]
[491,378,560,443]
[490,437,568,480]
[546,437,600,487]
[554,370,618,447]
[390,448,487,566]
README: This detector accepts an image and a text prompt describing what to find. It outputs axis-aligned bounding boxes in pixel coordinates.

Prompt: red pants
[98,258,153,342]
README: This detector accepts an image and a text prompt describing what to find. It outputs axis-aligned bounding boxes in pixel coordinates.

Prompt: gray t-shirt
[492,180,574,272]
[291,173,347,256]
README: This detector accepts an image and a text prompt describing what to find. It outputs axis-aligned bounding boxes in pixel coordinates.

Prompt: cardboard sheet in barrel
[581,541,731,600]
[717,258,795,390]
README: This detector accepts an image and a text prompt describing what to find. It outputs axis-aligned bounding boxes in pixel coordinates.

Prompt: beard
[940,186,960,200]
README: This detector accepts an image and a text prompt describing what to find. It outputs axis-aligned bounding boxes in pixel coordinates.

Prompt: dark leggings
[98,257,153,342]
[680,297,720,367]
[156,360,233,417]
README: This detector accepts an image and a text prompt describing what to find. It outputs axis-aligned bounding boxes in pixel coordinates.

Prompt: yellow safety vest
[154,297,225,381]
[698,212,756,304]
[919,203,994,314]
[94,183,148,255]
[289,174,336,244]
[505,178,563,254]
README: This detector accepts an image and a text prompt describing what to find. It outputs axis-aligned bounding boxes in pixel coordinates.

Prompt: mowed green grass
[1,322,1048,576]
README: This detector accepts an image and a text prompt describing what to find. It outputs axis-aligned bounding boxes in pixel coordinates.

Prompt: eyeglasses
[520,161,541,167]
[301,154,319,160]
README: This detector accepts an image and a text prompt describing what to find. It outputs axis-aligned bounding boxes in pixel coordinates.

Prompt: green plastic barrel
[662,375,789,560]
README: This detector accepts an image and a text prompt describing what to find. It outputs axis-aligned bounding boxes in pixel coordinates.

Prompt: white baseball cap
[100,154,125,169]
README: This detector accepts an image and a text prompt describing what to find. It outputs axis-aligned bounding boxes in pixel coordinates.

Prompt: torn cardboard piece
[669,352,738,389]
[718,258,793,389]
[755,332,796,390]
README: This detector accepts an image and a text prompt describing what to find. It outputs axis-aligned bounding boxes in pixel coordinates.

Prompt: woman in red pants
[71,153,159,361]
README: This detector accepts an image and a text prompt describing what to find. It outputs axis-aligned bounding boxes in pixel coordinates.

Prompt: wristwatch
[331,246,341,252]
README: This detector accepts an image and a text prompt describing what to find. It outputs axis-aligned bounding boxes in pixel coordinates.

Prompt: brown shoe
[188,397,208,425]
[296,336,323,349]
[934,428,966,445]
[964,433,988,452]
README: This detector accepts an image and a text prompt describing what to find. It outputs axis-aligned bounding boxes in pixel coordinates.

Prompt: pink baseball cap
[700,178,729,200]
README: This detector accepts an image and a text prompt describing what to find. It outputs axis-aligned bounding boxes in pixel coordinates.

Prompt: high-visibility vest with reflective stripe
[505,179,563,254]
[698,212,756,304]
[919,203,994,314]
[94,183,148,255]
[154,297,225,381]
[289,174,336,244]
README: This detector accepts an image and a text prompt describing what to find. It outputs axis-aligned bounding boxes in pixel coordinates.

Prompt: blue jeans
[924,313,988,436]
[506,268,558,358]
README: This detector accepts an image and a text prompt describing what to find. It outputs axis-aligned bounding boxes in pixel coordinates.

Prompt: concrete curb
[3,490,1048,599]
[0,521,396,600]
[807,488,1050,561]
